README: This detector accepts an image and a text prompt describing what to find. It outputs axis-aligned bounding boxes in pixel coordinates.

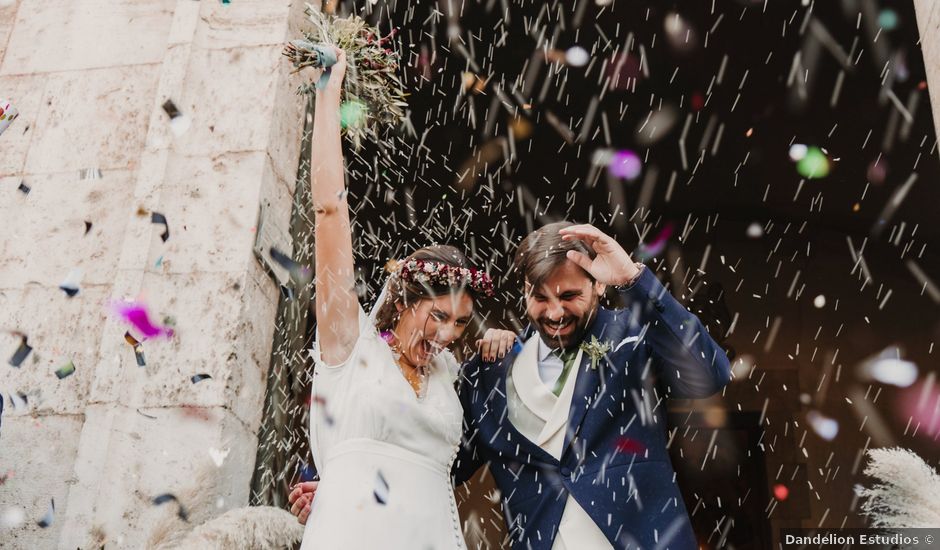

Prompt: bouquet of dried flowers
[283,4,408,147]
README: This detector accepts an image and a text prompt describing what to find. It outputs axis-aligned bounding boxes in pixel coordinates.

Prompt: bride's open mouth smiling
[418,339,445,359]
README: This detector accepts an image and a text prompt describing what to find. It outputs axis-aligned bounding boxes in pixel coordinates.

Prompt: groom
[453,221,732,550]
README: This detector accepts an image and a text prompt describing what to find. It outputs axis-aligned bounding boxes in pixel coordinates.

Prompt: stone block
[0,285,110,415]
[0,0,174,75]
[172,45,283,157]
[56,403,258,548]
[0,1,20,65]
[0,73,48,177]
[0,414,84,549]
[266,56,307,188]
[87,266,277,432]
[23,65,159,174]
[125,150,293,275]
[193,0,292,50]
[0,169,133,288]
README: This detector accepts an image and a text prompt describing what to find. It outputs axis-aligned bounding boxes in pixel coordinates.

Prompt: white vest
[505,336,613,550]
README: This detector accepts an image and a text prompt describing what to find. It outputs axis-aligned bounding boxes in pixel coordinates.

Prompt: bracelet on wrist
[614,262,646,291]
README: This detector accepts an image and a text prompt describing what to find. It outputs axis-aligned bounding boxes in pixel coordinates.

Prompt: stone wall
[0,1,307,547]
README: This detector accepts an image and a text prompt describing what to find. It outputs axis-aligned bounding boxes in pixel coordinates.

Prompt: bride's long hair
[373,245,479,332]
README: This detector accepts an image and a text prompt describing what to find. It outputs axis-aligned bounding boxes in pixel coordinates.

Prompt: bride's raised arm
[309,47,358,365]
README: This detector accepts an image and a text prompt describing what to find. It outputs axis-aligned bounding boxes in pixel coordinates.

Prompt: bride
[293,47,513,549]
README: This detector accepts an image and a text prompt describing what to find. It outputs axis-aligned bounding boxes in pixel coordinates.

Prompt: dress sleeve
[310,302,376,370]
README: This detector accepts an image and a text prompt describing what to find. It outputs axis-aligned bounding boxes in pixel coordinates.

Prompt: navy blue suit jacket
[453,267,732,549]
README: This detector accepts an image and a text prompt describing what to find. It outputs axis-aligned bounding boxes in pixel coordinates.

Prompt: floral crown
[393,259,495,297]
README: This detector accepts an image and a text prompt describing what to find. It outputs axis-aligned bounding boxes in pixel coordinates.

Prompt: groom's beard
[530,297,600,350]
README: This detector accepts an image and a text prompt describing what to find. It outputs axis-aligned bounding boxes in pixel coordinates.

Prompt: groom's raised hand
[559,224,640,286]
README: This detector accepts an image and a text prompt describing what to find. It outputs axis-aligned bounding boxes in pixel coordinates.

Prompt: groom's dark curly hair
[512,221,596,289]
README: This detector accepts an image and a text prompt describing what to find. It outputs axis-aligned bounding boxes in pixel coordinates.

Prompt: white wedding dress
[300,303,468,550]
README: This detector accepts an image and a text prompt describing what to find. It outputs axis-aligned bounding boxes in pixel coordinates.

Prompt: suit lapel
[488,325,560,466]
[560,309,613,460]
[511,337,555,423]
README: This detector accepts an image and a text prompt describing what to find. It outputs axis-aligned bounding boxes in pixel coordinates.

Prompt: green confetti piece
[55,361,76,380]
[339,101,368,129]
[796,147,830,179]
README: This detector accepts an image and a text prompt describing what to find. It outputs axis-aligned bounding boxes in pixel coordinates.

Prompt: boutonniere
[580,336,611,370]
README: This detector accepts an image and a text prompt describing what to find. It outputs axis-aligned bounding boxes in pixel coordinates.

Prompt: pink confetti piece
[112,302,174,339]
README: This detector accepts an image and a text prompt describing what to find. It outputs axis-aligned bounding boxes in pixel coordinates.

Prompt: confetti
[794,146,831,179]
[865,357,918,388]
[866,159,887,185]
[788,144,808,161]
[634,222,674,261]
[152,493,189,521]
[58,268,82,297]
[730,354,755,380]
[608,150,642,181]
[150,212,170,242]
[208,447,230,467]
[17,181,30,195]
[8,392,27,411]
[0,507,25,529]
[664,11,697,53]
[564,46,589,67]
[298,461,317,482]
[605,53,640,91]
[8,334,32,367]
[136,409,157,420]
[79,168,102,180]
[773,484,789,501]
[113,302,174,339]
[124,331,146,367]
[310,394,334,425]
[898,376,940,442]
[635,105,678,146]
[373,470,390,504]
[0,99,19,136]
[161,99,191,136]
[878,9,899,30]
[613,437,646,455]
[806,411,839,441]
[36,499,54,528]
[269,247,312,284]
[746,222,763,238]
[191,373,212,384]
[340,100,368,129]
[54,360,76,380]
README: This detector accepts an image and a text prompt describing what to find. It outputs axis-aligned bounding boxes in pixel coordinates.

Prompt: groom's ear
[594,281,607,297]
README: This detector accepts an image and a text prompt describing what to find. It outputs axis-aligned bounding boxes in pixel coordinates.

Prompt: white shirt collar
[537,335,559,362]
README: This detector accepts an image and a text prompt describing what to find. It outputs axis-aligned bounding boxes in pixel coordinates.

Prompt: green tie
[551,348,579,396]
